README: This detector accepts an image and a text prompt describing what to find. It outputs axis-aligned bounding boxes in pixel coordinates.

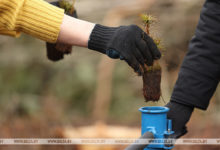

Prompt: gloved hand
[88,24,161,73]
[165,101,194,139]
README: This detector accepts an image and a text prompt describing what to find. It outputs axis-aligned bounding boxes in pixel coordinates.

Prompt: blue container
[139,106,174,150]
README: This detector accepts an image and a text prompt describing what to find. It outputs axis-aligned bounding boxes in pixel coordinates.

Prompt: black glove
[165,101,194,139]
[46,1,78,61]
[88,24,161,73]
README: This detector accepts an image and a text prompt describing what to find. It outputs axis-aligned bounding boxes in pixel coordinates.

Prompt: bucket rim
[139,106,169,113]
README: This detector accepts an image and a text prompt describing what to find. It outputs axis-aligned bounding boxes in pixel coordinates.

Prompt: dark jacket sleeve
[171,0,220,110]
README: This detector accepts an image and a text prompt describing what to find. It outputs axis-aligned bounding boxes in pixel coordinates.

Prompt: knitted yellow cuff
[0,30,21,37]
[16,0,64,43]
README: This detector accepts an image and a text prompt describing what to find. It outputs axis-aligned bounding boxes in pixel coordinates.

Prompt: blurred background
[0,0,220,150]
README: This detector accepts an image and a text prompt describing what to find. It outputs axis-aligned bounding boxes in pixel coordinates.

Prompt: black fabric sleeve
[171,0,220,110]
[88,24,119,54]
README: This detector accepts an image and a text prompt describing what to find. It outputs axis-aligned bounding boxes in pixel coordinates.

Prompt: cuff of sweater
[0,30,21,37]
[16,0,64,43]
[88,24,118,54]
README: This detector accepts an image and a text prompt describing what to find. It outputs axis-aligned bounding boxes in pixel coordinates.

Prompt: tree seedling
[46,0,77,61]
[140,14,162,102]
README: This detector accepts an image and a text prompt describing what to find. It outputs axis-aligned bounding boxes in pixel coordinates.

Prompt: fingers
[124,55,141,74]
[106,48,146,75]
[136,39,153,66]
[142,32,161,59]
[132,48,145,66]
[133,48,146,75]
[106,48,143,74]
[106,49,142,75]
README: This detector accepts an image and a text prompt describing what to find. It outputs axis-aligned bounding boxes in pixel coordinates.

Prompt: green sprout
[140,14,156,34]
[140,14,156,25]
[140,14,164,52]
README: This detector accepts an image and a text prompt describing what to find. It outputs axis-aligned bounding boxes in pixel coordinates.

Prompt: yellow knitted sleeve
[0,0,64,43]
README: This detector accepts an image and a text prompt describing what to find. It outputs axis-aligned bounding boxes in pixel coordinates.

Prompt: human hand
[88,24,161,73]
[165,101,194,139]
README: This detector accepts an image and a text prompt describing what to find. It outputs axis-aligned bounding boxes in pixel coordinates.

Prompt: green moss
[154,38,165,52]
[147,64,161,72]
[59,0,75,14]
